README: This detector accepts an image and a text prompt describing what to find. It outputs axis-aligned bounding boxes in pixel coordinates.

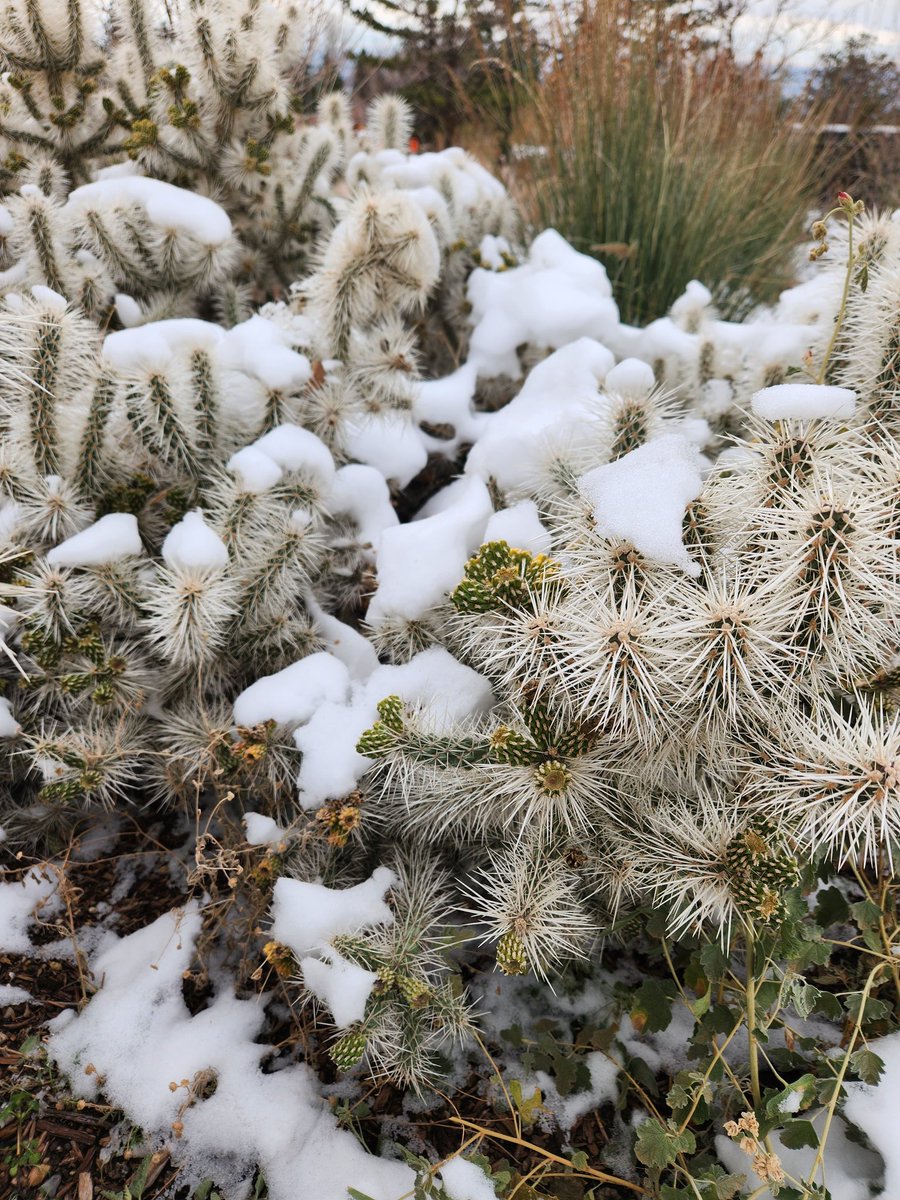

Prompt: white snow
[114,293,143,328]
[220,317,312,392]
[0,696,20,737]
[306,598,380,682]
[31,284,68,311]
[579,434,704,576]
[415,362,485,457]
[103,318,223,373]
[483,501,552,555]
[478,234,513,270]
[271,866,395,957]
[227,445,284,493]
[467,230,619,379]
[0,868,58,953]
[294,701,374,807]
[294,647,494,808]
[299,948,379,1026]
[67,176,232,246]
[233,652,351,728]
[670,279,713,327]
[48,908,413,1200]
[243,813,286,846]
[844,1030,900,1198]
[343,414,428,489]
[366,476,492,625]
[716,1115,880,1200]
[162,511,228,572]
[0,984,32,1004]
[252,425,336,490]
[537,1051,619,1131]
[0,500,22,542]
[439,1156,499,1200]
[46,513,142,567]
[328,464,398,554]
[465,339,614,494]
[604,357,656,397]
[751,383,857,421]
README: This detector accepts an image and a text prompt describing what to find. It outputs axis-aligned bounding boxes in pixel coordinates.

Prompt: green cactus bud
[489,725,539,766]
[78,768,104,792]
[377,964,397,988]
[59,672,93,696]
[725,822,799,923]
[450,542,562,614]
[40,779,86,804]
[496,929,528,976]
[330,1028,367,1071]
[376,695,405,732]
[356,721,395,758]
[91,681,116,706]
[396,974,431,1007]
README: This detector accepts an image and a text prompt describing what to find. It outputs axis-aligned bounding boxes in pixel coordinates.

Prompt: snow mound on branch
[751,383,857,421]
[467,229,618,379]
[579,433,704,576]
[271,866,395,957]
[46,513,142,566]
[67,176,232,246]
[294,647,494,808]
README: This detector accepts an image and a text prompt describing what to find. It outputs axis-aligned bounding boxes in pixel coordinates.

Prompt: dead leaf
[590,241,638,259]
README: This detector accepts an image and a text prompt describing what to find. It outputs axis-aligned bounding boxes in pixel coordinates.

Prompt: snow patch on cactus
[294,647,494,807]
[367,477,493,625]
[219,316,312,392]
[272,867,395,957]
[67,176,233,246]
[233,653,351,728]
[299,948,380,1027]
[328,464,399,554]
[467,230,618,379]
[0,696,20,737]
[465,339,615,493]
[227,445,285,493]
[46,513,142,566]
[162,511,228,572]
[751,383,857,421]
[251,425,336,488]
[343,414,428,489]
[242,813,286,846]
[579,434,704,576]
[483,501,552,554]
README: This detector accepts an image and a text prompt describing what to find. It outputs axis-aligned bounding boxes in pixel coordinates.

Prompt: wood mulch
[1,817,632,1200]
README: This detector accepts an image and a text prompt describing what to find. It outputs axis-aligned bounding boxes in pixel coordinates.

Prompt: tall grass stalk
[513,0,832,324]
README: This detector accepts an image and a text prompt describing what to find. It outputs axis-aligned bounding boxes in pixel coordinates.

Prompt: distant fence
[792,123,900,137]
[791,123,900,205]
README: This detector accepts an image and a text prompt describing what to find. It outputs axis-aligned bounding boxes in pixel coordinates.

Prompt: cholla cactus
[293,856,473,1091]
[12,0,900,1121]
[354,201,900,985]
[0,285,380,839]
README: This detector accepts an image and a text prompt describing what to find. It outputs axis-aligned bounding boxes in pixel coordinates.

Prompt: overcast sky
[337,0,900,68]
[733,0,900,65]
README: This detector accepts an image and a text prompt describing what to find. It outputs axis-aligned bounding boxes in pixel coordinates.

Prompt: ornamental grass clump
[513,0,831,324]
